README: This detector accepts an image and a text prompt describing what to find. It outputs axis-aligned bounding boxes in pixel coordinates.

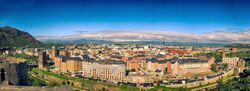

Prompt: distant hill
[0,26,42,47]
[224,43,250,48]
[36,36,224,46]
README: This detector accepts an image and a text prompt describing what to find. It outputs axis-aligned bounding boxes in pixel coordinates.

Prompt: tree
[196,52,222,62]
[194,75,199,81]
[211,64,218,72]
[177,87,189,91]
[224,84,233,91]
[217,77,224,91]
[226,51,250,59]
[222,63,229,71]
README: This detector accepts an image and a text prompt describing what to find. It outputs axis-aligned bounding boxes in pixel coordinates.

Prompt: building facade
[54,56,82,73]
[82,60,126,82]
[222,57,239,66]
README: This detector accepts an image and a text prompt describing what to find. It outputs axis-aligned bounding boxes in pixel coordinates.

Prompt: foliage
[119,84,140,91]
[221,63,228,71]
[245,61,250,67]
[217,77,224,91]
[224,43,250,48]
[32,69,193,91]
[12,53,38,62]
[226,51,250,58]
[211,64,218,72]
[31,69,140,91]
[239,69,250,78]
[27,72,46,86]
[48,82,60,87]
[195,52,222,62]
[29,77,47,86]
[212,69,250,91]
[148,86,190,91]
[32,69,71,80]
[0,26,42,47]
[194,75,199,81]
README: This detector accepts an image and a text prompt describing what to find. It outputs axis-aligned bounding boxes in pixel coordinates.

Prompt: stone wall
[0,59,28,86]
[7,62,28,85]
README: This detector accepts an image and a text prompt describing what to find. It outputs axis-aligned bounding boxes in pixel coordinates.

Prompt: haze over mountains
[36,29,250,44]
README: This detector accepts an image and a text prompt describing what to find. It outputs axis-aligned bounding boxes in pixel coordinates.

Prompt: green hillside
[0,26,42,47]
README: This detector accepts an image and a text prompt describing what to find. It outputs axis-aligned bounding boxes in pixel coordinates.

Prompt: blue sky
[0,0,250,36]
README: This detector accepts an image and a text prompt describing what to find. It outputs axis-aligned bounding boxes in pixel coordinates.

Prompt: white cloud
[36,29,250,44]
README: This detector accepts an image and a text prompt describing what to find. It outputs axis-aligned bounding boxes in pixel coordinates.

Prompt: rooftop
[83,59,125,65]
[178,59,208,64]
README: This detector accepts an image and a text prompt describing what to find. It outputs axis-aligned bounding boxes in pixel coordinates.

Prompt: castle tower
[51,49,56,60]
[0,57,28,86]
[51,46,58,61]
[38,51,47,69]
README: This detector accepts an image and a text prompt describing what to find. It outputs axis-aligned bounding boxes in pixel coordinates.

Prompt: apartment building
[178,59,211,75]
[82,59,126,82]
[54,56,82,73]
[145,58,214,76]
[222,57,239,66]
[54,55,66,70]
[66,57,82,73]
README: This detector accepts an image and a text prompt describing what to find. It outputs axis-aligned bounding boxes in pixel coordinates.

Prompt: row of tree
[211,63,228,72]
[214,69,250,91]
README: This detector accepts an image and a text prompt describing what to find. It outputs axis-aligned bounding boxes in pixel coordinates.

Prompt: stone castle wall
[0,58,28,86]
